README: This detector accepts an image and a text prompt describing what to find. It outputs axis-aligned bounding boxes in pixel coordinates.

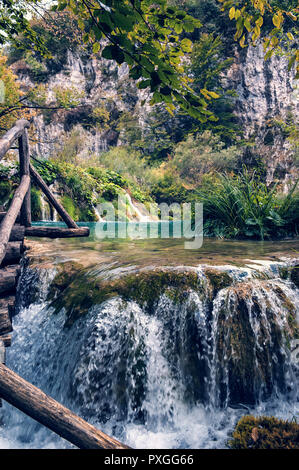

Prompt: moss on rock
[204,268,233,295]
[228,415,299,449]
[49,267,201,327]
[47,261,84,302]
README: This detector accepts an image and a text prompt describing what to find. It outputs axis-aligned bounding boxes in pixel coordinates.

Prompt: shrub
[0,180,12,206]
[53,85,85,109]
[198,170,299,239]
[228,415,299,449]
[97,146,156,190]
[30,187,42,221]
[169,131,239,186]
[151,173,191,204]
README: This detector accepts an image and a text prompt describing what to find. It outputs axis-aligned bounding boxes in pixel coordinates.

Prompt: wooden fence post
[19,129,31,227]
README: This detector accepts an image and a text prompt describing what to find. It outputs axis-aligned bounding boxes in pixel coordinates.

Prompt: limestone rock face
[228,44,297,140]
[13,43,298,185]
[225,44,298,188]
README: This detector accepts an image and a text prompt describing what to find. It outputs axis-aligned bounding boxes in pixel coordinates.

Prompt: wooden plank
[0,307,12,335]
[19,129,31,227]
[25,226,90,239]
[0,175,30,266]
[30,165,78,229]
[0,363,131,450]
[0,120,30,161]
[9,224,25,242]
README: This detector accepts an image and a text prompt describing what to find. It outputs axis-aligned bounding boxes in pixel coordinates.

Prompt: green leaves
[222,0,298,76]
[52,0,205,117]
[102,45,125,64]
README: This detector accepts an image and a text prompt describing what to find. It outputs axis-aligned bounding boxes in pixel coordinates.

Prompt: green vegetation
[31,158,152,221]
[0,2,297,240]
[48,267,201,326]
[168,132,240,185]
[198,171,299,239]
[229,415,299,449]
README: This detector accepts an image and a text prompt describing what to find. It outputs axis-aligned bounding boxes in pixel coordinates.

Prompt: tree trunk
[0,120,30,161]
[0,175,30,266]
[30,165,78,229]
[19,129,31,227]
[25,226,89,238]
[0,364,131,450]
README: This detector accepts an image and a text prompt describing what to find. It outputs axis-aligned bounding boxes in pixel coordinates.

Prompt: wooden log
[0,269,18,295]
[0,175,30,266]
[0,212,20,223]
[0,297,15,321]
[19,130,31,227]
[25,226,90,239]
[29,165,78,229]
[0,340,5,364]
[0,120,30,161]
[9,224,25,242]
[0,363,131,450]
[0,307,12,335]
[0,295,15,309]
[1,242,23,266]
[0,335,11,347]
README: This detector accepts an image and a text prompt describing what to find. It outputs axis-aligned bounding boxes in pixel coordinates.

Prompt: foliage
[24,51,48,82]
[51,0,219,121]
[0,180,12,206]
[188,33,240,142]
[32,156,151,220]
[91,105,110,131]
[7,10,84,74]
[0,54,22,131]
[53,85,85,109]
[28,84,49,106]
[151,172,191,204]
[198,170,299,239]
[168,131,239,185]
[30,186,42,221]
[229,415,299,449]
[0,1,46,53]
[96,146,157,190]
[219,0,298,77]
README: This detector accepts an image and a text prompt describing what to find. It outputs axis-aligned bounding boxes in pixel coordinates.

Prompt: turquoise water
[30,221,299,268]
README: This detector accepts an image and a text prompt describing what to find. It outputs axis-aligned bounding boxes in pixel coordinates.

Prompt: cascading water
[0,259,298,449]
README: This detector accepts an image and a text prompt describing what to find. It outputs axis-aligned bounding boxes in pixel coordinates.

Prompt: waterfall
[0,260,298,449]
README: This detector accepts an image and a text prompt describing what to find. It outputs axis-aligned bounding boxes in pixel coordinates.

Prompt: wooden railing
[0,122,130,449]
[0,120,89,265]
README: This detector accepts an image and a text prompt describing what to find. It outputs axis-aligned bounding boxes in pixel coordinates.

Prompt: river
[0,223,298,449]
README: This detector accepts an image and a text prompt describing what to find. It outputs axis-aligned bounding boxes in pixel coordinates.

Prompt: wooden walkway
[0,120,129,449]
